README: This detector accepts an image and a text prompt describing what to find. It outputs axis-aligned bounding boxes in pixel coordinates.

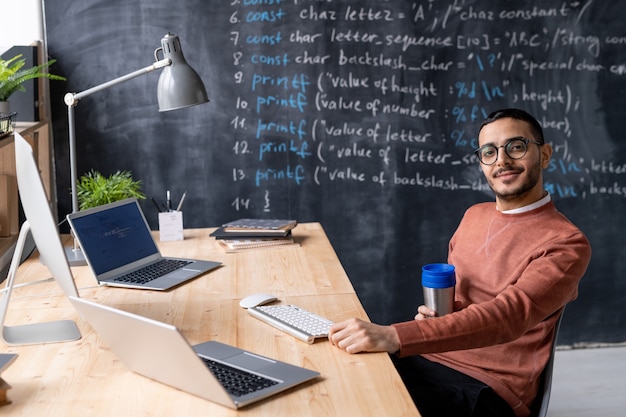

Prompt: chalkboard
[44,0,626,346]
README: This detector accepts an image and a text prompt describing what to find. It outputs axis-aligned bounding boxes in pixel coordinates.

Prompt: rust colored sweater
[391,201,591,417]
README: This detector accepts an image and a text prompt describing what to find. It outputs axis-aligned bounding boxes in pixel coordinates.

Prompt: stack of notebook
[210,218,299,252]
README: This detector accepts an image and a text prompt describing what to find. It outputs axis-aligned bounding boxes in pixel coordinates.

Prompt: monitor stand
[0,221,81,345]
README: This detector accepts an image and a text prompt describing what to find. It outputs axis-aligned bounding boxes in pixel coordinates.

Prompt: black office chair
[529,310,565,417]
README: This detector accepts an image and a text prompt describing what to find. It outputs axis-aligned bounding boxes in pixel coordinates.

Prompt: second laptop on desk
[70,296,319,409]
[67,198,221,290]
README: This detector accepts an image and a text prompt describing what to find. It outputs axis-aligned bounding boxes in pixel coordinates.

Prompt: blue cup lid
[422,263,456,288]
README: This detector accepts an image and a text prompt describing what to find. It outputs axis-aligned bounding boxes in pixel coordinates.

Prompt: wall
[0,0,43,54]
[0,1,46,282]
[0,0,45,121]
[43,0,626,345]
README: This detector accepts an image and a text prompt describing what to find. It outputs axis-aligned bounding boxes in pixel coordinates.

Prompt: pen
[166,190,171,212]
[150,196,163,213]
[176,191,187,212]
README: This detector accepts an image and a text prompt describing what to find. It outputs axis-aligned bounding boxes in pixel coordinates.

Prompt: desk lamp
[63,33,208,265]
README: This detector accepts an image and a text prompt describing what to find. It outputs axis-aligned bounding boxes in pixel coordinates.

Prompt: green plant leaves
[76,170,145,210]
[0,54,66,101]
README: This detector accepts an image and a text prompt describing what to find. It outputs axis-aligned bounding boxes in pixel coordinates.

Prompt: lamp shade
[157,33,209,111]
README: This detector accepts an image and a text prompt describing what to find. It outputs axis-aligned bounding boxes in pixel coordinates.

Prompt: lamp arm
[64,58,171,214]
[64,59,171,107]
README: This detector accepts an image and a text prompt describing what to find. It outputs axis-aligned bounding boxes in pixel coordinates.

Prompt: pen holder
[159,211,184,241]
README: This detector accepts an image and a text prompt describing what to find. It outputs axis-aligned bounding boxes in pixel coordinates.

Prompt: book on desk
[221,218,297,234]
[211,219,299,252]
[0,353,17,406]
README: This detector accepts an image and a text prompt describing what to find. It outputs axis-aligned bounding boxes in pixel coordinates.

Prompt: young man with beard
[328,108,591,417]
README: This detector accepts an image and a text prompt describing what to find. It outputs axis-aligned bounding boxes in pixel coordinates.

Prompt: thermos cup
[422,263,456,316]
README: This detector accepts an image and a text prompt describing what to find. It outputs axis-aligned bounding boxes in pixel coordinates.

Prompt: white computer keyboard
[247,304,334,344]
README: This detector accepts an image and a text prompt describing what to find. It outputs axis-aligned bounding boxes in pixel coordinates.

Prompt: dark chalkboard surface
[44,0,626,345]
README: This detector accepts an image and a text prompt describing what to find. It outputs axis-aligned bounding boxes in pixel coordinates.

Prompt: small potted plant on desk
[76,170,146,210]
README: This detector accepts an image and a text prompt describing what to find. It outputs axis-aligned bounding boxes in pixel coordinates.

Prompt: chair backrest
[530,309,565,417]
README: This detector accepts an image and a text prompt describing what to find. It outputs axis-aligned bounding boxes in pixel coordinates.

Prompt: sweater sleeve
[391,205,591,357]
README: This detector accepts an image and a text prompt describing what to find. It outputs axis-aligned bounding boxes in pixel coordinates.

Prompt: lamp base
[64,246,87,267]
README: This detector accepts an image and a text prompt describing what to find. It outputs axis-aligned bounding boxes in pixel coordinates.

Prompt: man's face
[477,118,552,210]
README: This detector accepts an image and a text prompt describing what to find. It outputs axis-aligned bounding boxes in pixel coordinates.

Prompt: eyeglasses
[474,137,543,165]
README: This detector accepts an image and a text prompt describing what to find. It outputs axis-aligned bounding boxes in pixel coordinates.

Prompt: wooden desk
[1,223,420,416]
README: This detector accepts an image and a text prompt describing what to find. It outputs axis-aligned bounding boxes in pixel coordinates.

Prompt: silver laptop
[69,296,319,408]
[66,198,220,290]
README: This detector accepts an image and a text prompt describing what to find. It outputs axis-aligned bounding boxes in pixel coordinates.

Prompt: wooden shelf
[0,121,52,273]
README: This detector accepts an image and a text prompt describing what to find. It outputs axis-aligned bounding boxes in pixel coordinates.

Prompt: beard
[487,161,542,202]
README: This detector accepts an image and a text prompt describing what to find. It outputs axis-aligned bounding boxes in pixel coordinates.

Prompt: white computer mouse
[239,293,278,309]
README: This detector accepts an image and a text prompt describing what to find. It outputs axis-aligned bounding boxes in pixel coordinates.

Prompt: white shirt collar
[500,193,551,214]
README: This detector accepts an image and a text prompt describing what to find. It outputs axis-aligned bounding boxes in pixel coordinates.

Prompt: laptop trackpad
[167,269,196,280]
[227,352,276,371]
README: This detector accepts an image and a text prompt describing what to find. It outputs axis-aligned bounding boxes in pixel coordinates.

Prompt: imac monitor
[13,133,78,297]
[0,133,80,345]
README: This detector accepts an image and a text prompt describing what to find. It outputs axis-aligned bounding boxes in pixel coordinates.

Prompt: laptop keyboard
[201,357,278,397]
[113,259,192,284]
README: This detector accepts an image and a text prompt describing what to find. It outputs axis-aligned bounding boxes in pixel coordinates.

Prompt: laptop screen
[70,200,159,275]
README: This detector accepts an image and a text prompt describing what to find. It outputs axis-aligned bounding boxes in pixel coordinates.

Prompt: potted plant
[76,170,146,210]
[0,54,66,113]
